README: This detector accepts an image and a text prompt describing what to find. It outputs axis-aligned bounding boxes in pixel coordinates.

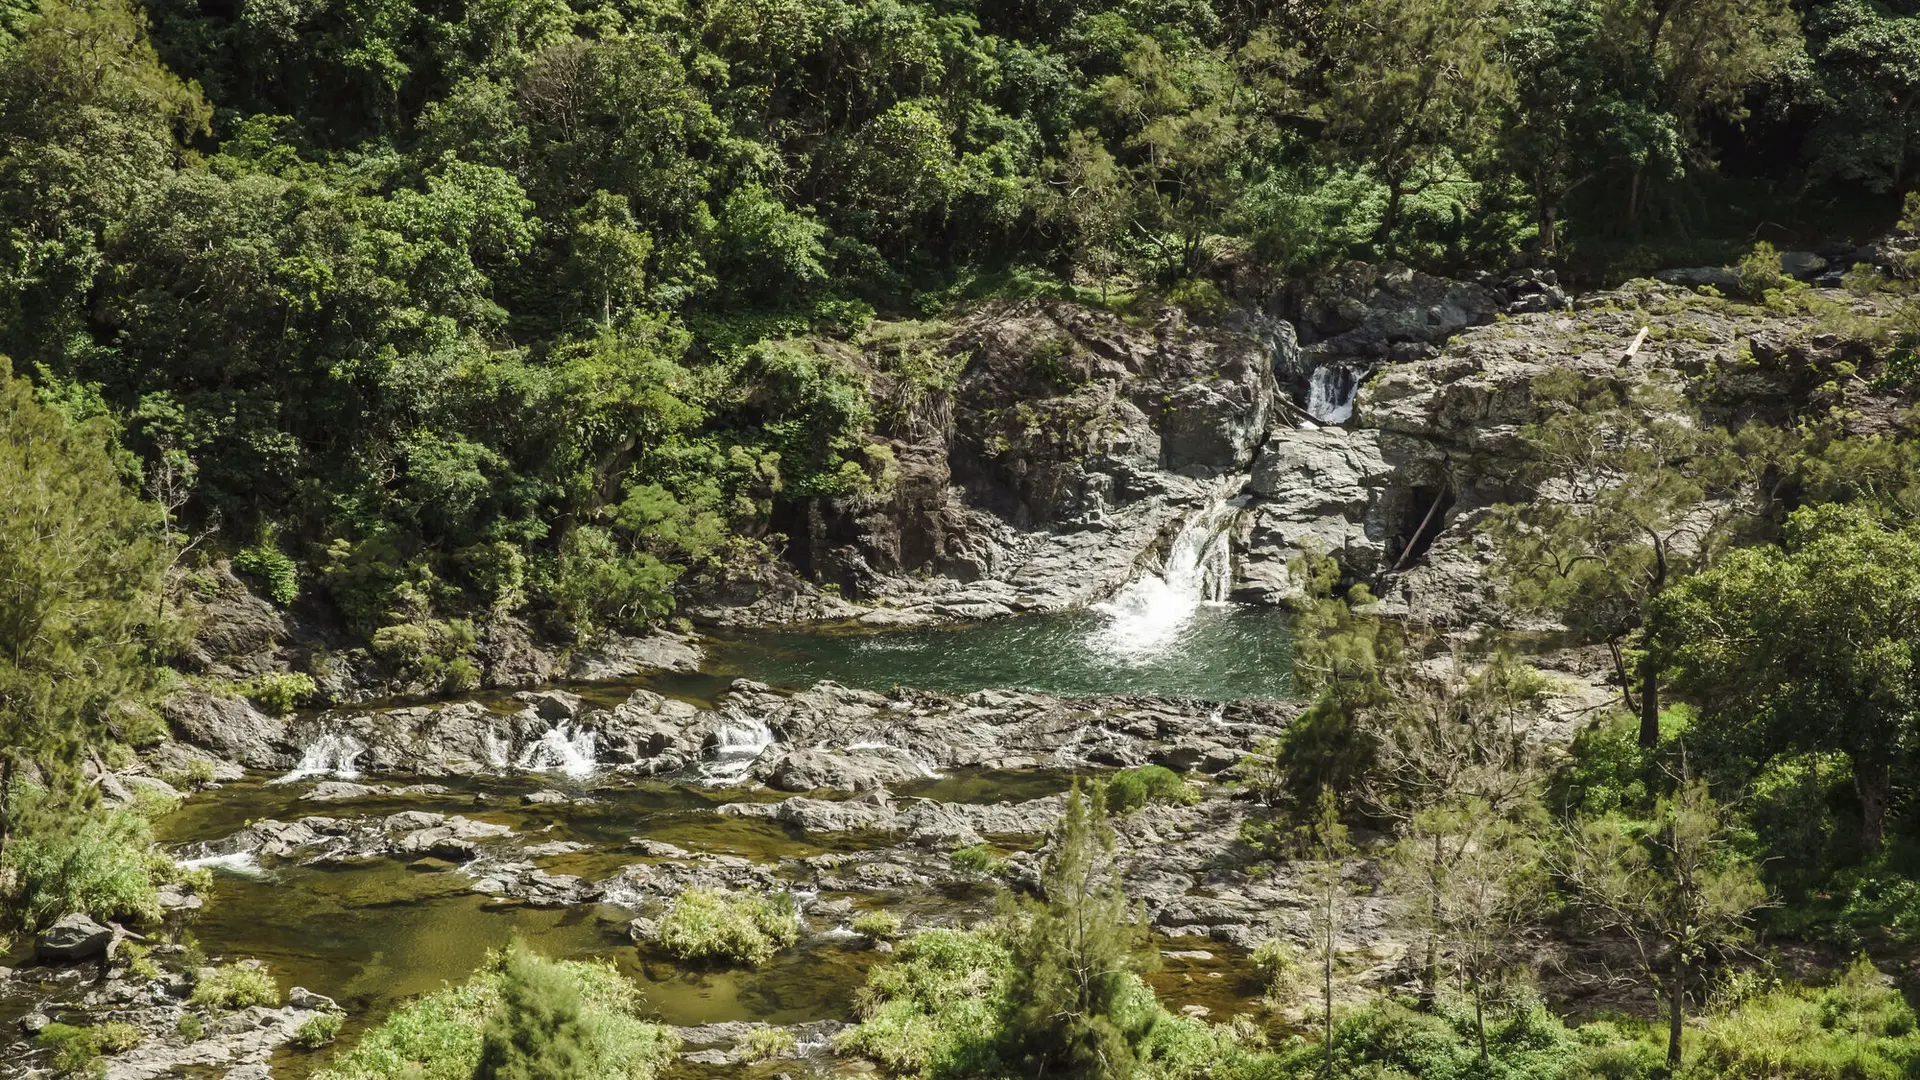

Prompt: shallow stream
[5,501,1295,1077]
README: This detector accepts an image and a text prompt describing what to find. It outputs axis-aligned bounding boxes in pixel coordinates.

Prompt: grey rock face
[35,914,114,963]
[161,690,289,771]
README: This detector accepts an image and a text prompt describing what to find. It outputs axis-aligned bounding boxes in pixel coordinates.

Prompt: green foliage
[838,928,1014,1076]
[1661,503,1920,853]
[950,844,1006,875]
[653,888,799,968]
[295,1012,344,1049]
[1251,938,1302,1003]
[2,804,166,930]
[738,1026,797,1062]
[38,1023,107,1074]
[1689,958,1920,1079]
[853,910,903,941]
[233,527,299,606]
[1000,782,1156,1079]
[1106,765,1198,814]
[1735,241,1790,300]
[475,940,599,1080]
[240,671,317,714]
[191,962,282,1010]
[0,360,169,868]
[175,1014,204,1041]
[316,947,676,1080]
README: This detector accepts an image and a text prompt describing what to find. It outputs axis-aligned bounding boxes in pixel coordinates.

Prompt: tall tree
[1315,0,1514,248]
[0,360,167,855]
[1483,369,1748,747]
[1561,778,1765,1068]
[1661,503,1920,853]
[1000,781,1154,1080]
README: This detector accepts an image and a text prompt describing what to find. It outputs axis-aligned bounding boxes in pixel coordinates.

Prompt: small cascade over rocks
[697,712,776,784]
[1304,364,1360,424]
[272,730,365,785]
[1091,493,1243,658]
[518,721,598,781]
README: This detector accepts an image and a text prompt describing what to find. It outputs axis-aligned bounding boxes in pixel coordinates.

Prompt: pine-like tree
[999,782,1153,1080]
[474,940,599,1080]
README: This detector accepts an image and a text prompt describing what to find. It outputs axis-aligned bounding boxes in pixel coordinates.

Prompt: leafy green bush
[241,671,317,714]
[175,1014,204,1041]
[191,962,281,1009]
[1689,958,1920,1079]
[295,1012,344,1049]
[2,808,167,931]
[1106,765,1197,814]
[96,1023,142,1053]
[37,1023,104,1074]
[315,947,677,1080]
[1166,278,1229,321]
[234,526,300,606]
[949,844,1005,874]
[853,910,903,941]
[653,888,799,967]
[739,1025,797,1062]
[837,929,1013,1076]
[1251,938,1302,1003]
[1736,241,1790,300]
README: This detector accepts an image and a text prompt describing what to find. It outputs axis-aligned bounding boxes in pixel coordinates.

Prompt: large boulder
[35,913,114,962]
[162,689,290,770]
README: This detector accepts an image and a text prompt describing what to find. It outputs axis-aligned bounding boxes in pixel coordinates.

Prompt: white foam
[518,722,597,780]
[1090,496,1240,659]
[271,730,365,785]
[1306,365,1358,424]
[177,850,268,878]
[695,712,776,785]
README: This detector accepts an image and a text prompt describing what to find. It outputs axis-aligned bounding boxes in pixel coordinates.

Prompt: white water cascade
[271,730,365,785]
[1304,364,1360,424]
[518,722,598,781]
[697,712,776,784]
[1090,496,1242,658]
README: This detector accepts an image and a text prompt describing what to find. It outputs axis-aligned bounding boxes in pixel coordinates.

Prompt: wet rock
[156,883,204,912]
[471,863,600,906]
[757,747,931,792]
[19,1013,49,1035]
[1780,251,1827,280]
[36,914,114,963]
[567,630,703,681]
[288,987,337,1011]
[1654,266,1740,289]
[522,789,571,805]
[517,690,585,721]
[302,781,385,802]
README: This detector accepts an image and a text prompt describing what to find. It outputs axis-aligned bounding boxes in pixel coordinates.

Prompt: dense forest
[14,0,1920,1078]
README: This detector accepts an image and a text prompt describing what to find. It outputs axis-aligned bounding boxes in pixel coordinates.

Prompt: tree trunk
[1857,756,1892,855]
[1537,197,1558,259]
[1322,881,1336,1077]
[1475,985,1488,1062]
[1638,655,1661,748]
[1420,833,1440,1010]
[1667,961,1686,1068]
[1608,639,1638,713]
[0,754,13,859]
[1374,181,1404,251]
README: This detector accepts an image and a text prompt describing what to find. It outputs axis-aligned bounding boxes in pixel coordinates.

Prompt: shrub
[234,527,299,606]
[191,962,281,1009]
[3,808,166,931]
[853,910,903,941]
[1106,765,1196,814]
[1689,958,1920,1079]
[739,1026,797,1062]
[838,929,1014,1075]
[654,888,799,967]
[315,947,677,1080]
[37,1023,104,1074]
[1251,938,1302,1003]
[1736,241,1790,300]
[123,941,161,981]
[243,671,318,715]
[96,1023,142,1053]
[295,1012,344,1049]
[175,1014,204,1041]
[950,844,1004,874]
[1166,277,1229,322]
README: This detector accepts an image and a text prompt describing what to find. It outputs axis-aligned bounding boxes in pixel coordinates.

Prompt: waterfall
[271,730,365,785]
[518,722,598,781]
[1090,496,1241,657]
[696,712,776,784]
[1305,364,1359,424]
